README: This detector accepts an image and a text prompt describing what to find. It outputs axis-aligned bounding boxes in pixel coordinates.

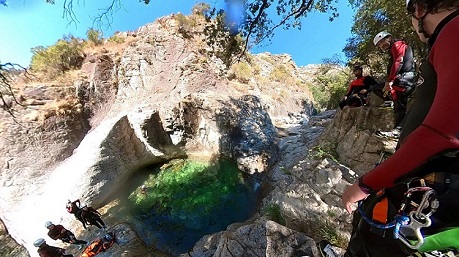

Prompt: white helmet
[33,238,46,247]
[45,221,53,228]
[373,31,392,46]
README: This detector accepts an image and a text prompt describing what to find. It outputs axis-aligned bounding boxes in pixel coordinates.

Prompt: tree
[344,0,427,74]
[310,58,351,111]
[30,35,85,77]
[86,28,103,46]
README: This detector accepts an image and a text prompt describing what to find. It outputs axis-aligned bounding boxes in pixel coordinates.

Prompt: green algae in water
[125,158,260,255]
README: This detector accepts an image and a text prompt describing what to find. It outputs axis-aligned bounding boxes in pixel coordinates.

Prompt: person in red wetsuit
[81,232,116,257]
[372,31,416,138]
[339,65,378,110]
[341,0,459,256]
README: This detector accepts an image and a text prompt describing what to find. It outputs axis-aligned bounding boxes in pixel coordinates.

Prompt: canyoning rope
[357,186,439,249]
[358,201,409,229]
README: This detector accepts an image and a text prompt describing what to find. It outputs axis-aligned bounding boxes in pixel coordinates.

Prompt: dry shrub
[231,61,252,83]
[39,96,82,121]
[269,65,295,84]
[292,217,348,248]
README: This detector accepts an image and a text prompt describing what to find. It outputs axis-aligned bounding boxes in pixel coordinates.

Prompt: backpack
[81,232,115,257]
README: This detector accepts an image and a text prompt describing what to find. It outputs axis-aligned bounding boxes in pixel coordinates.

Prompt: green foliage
[174,13,199,39]
[308,145,338,162]
[316,219,347,247]
[344,1,427,72]
[263,203,286,225]
[86,28,103,45]
[30,35,85,77]
[236,0,339,45]
[231,61,252,83]
[128,159,244,217]
[107,34,125,44]
[174,13,195,29]
[310,64,349,111]
[269,65,291,83]
[47,1,342,52]
[203,10,245,67]
[327,209,338,219]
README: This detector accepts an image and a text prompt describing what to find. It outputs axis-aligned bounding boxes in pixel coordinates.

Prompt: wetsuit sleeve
[387,41,406,82]
[361,19,459,191]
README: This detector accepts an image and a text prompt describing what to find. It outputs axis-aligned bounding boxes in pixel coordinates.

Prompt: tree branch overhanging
[0,63,26,117]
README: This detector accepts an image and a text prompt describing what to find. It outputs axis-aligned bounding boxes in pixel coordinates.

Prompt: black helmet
[353,65,363,71]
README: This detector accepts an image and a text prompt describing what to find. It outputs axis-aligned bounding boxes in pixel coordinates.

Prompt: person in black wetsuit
[339,65,378,110]
[34,238,73,257]
[67,199,106,230]
[66,199,87,229]
[45,221,87,245]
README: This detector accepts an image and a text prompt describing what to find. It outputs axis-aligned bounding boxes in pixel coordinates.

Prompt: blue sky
[0,0,355,67]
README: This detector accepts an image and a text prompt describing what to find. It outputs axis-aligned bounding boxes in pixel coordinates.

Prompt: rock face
[0,220,29,257]
[0,13,397,257]
[181,219,319,257]
[86,222,168,257]
[216,95,279,174]
[318,106,397,175]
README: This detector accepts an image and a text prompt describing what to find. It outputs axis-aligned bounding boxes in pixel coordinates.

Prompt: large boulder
[0,220,29,257]
[181,219,319,257]
[216,95,279,174]
[318,106,397,175]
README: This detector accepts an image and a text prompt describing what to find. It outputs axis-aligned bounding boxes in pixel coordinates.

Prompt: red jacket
[344,76,377,97]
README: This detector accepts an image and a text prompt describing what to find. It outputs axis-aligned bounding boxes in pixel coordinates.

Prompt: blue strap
[357,201,410,234]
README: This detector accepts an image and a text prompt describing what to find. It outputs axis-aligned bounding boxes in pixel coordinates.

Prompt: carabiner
[395,186,439,250]
[395,212,432,249]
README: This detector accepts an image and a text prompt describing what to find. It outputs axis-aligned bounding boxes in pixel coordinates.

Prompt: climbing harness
[358,186,439,250]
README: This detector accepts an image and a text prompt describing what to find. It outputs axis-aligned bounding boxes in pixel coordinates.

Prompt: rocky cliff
[0,13,395,257]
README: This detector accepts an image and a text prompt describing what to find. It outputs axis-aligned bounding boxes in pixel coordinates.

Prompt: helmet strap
[417,14,430,39]
[412,1,430,39]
